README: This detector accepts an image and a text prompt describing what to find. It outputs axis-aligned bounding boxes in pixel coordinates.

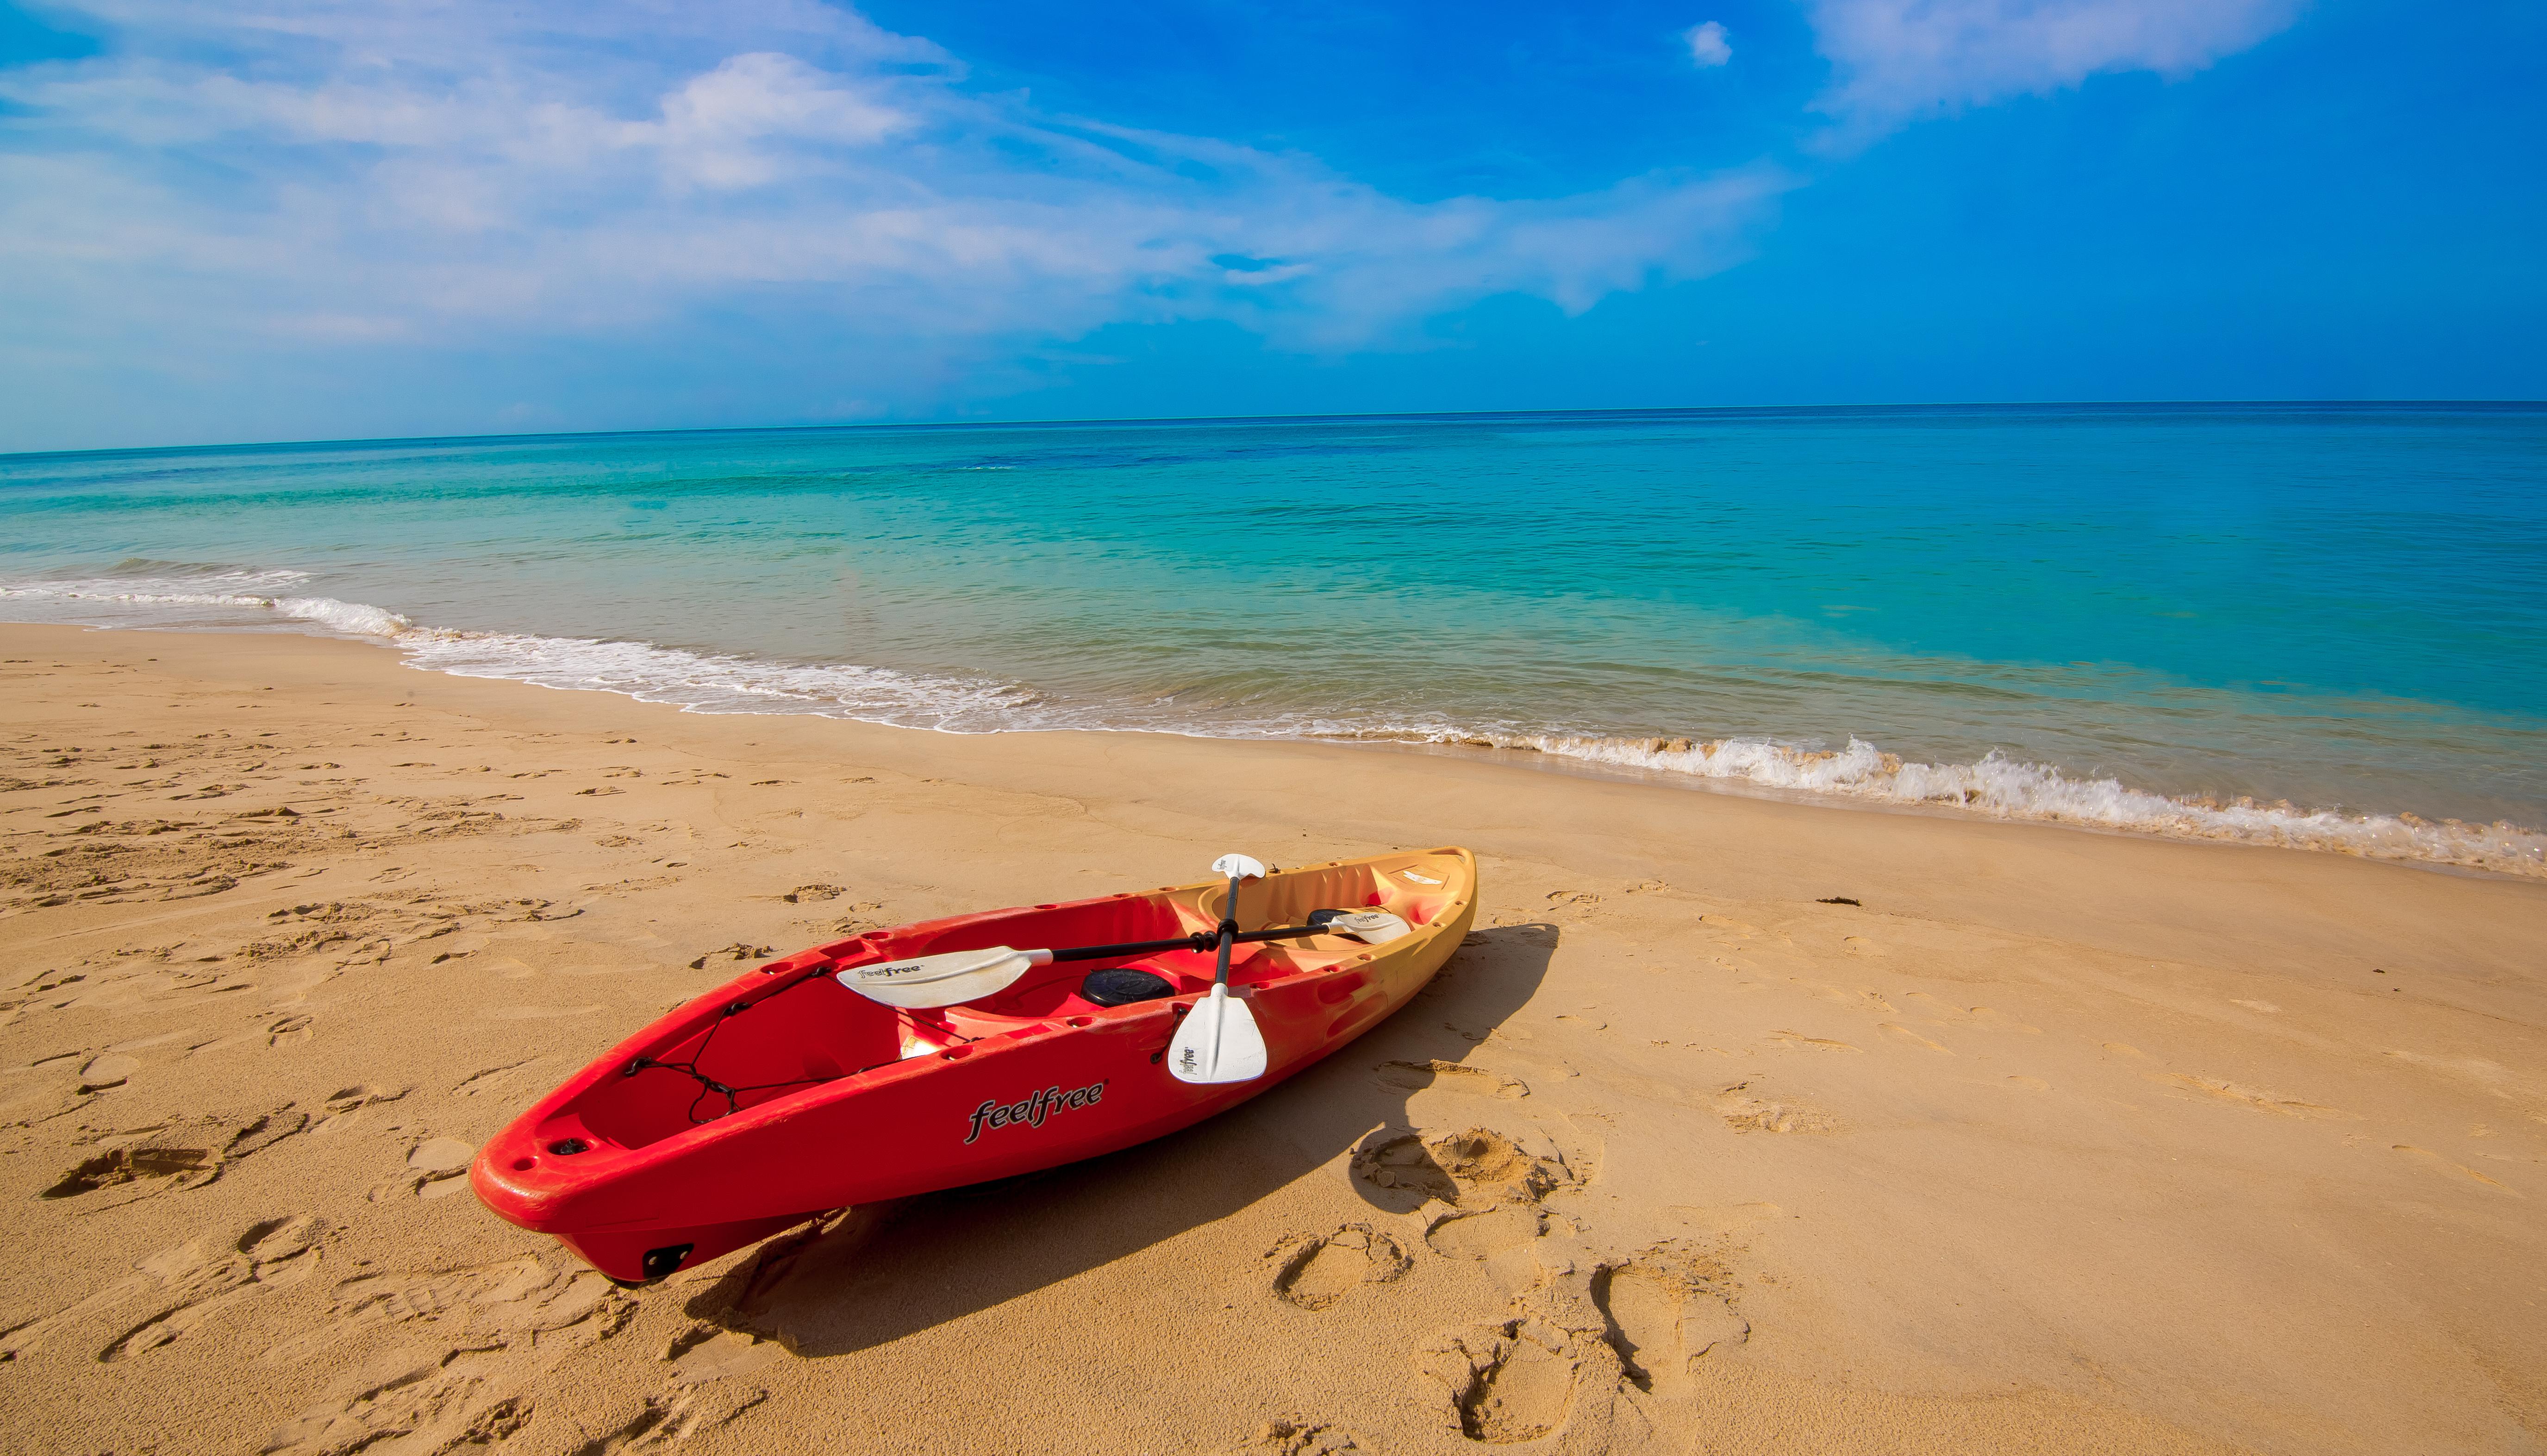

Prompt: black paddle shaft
[1211,873,1244,987]
[1044,919,1330,965]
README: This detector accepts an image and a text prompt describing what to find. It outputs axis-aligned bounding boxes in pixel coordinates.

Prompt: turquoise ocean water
[4,404,2543,875]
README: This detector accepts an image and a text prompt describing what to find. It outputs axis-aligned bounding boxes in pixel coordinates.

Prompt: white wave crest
[1427,729,2547,877]
[0,574,406,637]
[270,595,416,636]
[395,628,1046,730]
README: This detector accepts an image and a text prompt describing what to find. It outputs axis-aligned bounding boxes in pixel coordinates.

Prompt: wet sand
[2,622,2541,1455]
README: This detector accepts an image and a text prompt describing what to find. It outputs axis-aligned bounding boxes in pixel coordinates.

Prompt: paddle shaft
[1212,873,1243,986]
[1192,873,1243,1069]
[1045,919,1322,964]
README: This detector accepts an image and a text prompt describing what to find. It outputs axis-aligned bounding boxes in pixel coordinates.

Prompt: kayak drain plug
[642,1244,693,1281]
[547,1139,589,1156]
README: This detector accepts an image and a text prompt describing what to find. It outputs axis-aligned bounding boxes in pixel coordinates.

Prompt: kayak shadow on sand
[678,920,1561,1358]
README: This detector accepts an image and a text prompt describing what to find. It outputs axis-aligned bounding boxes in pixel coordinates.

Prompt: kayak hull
[471,847,1478,1282]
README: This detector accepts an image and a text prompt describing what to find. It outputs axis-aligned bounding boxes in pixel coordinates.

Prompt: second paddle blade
[1309,908,1413,944]
[837,946,1045,1008]
[1166,983,1267,1083]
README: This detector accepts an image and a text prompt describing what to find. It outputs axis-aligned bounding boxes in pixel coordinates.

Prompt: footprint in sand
[1350,1127,1574,1213]
[0,1272,147,1363]
[44,1141,218,1202]
[1375,1060,1529,1099]
[1712,1082,1840,1135]
[1421,1317,1581,1444]
[100,1216,325,1363]
[369,1137,475,1202]
[1592,1245,1749,1396]
[1349,1133,1461,1208]
[1267,1225,1414,1310]
[43,1105,309,1207]
[1424,1207,1549,1262]
[664,1325,784,1383]
[3,1217,317,1363]
[259,1345,533,1456]
[303,1086,409,1140]
[261,1254,626,1366]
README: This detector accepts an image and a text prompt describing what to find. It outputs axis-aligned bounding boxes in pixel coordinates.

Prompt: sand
[1,622,2541,1456]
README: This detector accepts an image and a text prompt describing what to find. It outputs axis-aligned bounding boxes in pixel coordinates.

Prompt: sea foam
[1409,729,2546,877]
[5,574,2540,878]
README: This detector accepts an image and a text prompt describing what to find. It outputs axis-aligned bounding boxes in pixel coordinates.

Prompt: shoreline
[10,591,2541,881]
[4,622,2543,1454]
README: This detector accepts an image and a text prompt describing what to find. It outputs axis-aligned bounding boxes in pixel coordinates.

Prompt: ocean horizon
[6,401,2543,876]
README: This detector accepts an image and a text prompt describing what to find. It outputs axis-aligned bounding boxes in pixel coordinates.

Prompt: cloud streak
[1807,0,2309,137]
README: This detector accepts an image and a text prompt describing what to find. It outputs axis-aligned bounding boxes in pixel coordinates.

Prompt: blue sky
[0,0,2540,450]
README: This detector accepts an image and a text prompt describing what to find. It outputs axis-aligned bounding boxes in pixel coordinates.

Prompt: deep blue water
[5,404,2543,871]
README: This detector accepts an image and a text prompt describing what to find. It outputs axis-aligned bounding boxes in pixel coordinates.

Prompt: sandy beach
[2,620,2541,1455]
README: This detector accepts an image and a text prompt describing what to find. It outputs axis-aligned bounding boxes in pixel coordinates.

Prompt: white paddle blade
[1316,909,1413,944]
[837,946,1050,1009]
[1211,853,1268,880]
[1167,983,1268,1084]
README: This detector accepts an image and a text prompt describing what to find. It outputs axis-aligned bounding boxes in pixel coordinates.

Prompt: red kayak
[470,847,1479,1282]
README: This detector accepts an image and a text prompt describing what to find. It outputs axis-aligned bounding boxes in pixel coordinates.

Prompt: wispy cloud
[1805,0,2308,139]
[0,0,1788,442]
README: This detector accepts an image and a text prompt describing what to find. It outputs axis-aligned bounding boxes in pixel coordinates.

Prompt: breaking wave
[5,572,2541,878]
[1373,728,2545,878]
[0,572,1043,729]
[0,568,415,635]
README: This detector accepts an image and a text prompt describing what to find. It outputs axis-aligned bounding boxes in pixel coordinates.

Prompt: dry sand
[1,622,2541,1456]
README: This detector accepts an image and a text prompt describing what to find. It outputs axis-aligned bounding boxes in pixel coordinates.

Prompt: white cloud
[1806,0,2308,137]
[0,0,1790,443]
[1685,21,1733,68]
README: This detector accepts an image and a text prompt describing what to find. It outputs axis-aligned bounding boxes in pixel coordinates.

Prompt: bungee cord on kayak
[620,961,860,1124]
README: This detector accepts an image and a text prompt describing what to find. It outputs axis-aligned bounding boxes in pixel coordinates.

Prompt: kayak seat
[1079,968,1178,1008]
